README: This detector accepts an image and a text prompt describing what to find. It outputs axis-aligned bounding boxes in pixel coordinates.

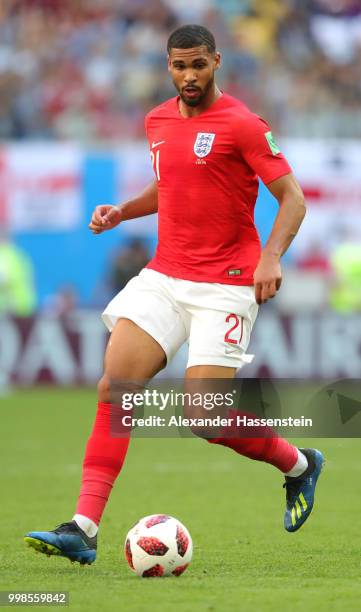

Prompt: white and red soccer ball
[124,514,193,577]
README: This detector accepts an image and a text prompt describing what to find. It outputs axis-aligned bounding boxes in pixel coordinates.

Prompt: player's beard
[177,74,215,108]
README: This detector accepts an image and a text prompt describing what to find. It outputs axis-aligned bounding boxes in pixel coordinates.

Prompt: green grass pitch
[1,388,361,612]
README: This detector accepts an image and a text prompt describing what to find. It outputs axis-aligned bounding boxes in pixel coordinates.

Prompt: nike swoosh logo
[151,140,165,149]
[225,345,241,354]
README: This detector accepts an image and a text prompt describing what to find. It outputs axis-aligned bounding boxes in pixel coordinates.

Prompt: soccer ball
[124,514,193,577]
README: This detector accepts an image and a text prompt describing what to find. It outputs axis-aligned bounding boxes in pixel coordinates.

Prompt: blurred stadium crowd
[1,0,361,321]
[1,0,361,141]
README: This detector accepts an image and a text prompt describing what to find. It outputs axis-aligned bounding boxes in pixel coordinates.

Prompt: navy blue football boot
[284,448,325,532]
[24,521,96,565]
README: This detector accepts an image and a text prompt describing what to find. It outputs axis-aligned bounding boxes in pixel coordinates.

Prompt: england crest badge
[193,132,216,158]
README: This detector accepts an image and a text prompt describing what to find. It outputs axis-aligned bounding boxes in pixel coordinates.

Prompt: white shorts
[102,268,258,370]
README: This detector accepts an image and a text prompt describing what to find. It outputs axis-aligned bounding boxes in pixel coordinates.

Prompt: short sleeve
[144,113,149,137]
[234,113,292,185]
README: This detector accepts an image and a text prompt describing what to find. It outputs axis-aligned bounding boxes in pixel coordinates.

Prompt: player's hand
[88,205,122,234]
[253,252,282,305]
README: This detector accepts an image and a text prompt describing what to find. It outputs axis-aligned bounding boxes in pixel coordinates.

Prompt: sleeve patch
[265,131,281,155]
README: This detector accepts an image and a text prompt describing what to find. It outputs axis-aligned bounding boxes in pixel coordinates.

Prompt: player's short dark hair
[167,25,216,55]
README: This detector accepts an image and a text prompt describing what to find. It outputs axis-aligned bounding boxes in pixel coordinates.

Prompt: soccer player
[24,25,324,565]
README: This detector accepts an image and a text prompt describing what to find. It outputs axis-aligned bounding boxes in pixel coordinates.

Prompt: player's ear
[214,51,221,71]
[167,55,172,72]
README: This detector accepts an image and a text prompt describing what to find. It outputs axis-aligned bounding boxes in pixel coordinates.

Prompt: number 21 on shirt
[150,149,161,181]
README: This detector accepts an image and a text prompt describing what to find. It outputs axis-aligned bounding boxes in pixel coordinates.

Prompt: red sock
[75,402,130,525]
[208,436,297,472]
[207,411,297,473]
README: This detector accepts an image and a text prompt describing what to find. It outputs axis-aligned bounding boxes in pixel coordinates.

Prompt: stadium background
[1,3,361,611]
[1,0,361,385]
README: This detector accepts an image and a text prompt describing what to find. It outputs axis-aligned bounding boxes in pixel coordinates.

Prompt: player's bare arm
[88,179,158,234]
[253,172,306,305]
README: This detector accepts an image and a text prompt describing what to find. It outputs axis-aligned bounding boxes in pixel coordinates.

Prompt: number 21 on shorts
[224,313,244,345]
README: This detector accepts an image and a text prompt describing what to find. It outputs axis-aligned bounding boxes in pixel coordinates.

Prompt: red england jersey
[145,92,291,285]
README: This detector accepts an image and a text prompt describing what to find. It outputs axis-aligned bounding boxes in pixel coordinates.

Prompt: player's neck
[178,86,223,118]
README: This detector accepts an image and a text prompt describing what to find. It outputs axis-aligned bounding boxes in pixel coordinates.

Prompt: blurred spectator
[296,241,332,275]
[42,285,78,317]
[110,238,151,293]
[0,234,36,316]
[1,0,361,141]
[330,231,361,312]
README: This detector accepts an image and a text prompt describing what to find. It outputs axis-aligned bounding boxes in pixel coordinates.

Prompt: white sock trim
[285,449,308,478]
[72,514,98,538]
